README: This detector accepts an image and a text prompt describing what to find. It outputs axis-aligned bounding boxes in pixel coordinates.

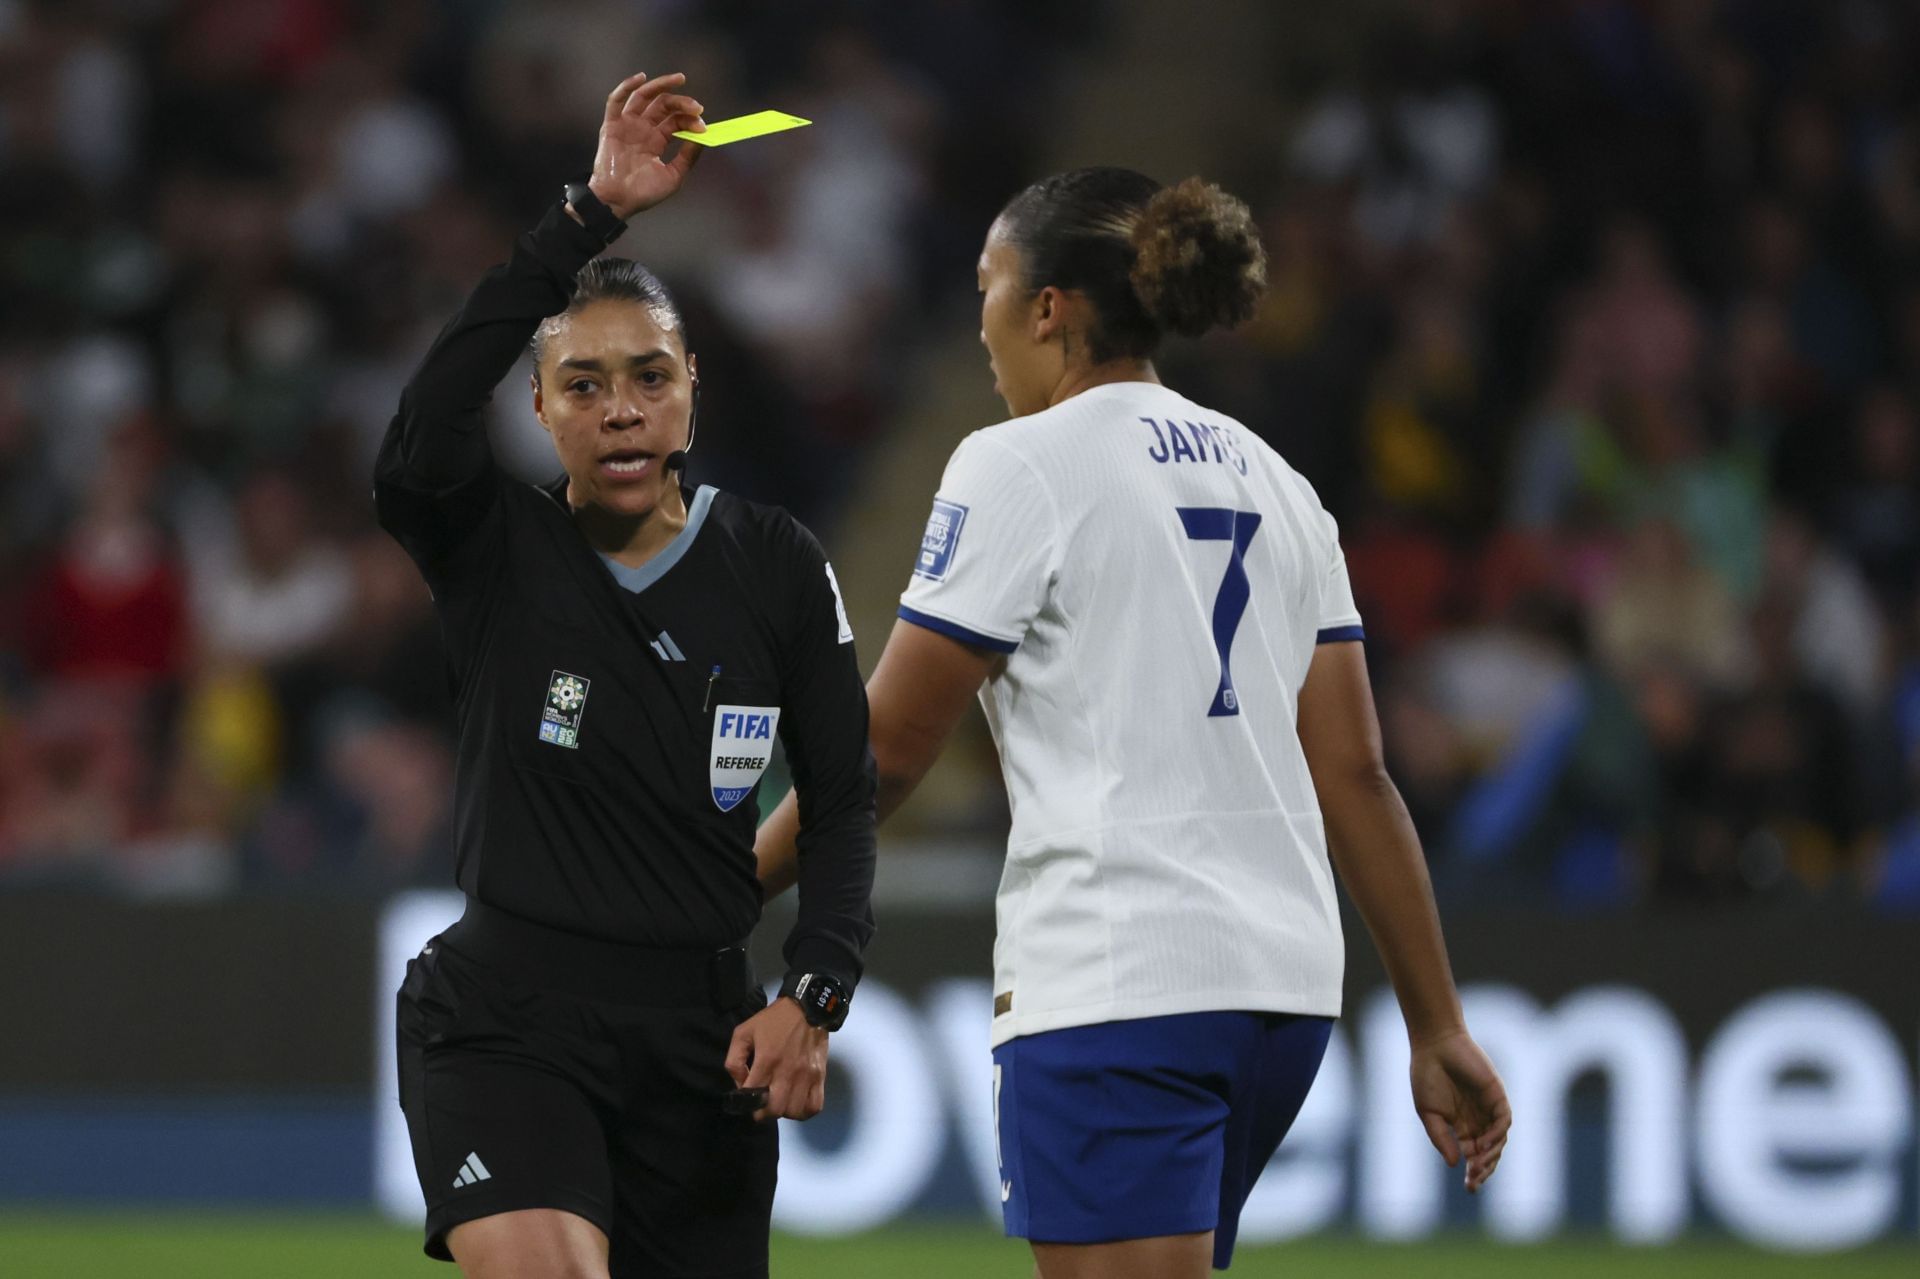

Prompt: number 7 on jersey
[1176,507,1263,718]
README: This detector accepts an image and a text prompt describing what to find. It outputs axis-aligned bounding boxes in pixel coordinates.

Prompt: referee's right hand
[725,998,829,1122]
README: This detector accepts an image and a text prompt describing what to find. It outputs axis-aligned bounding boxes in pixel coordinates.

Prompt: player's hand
[585,72,706,220]
[725,997,828,1123]
[1410,1029,1510,1192]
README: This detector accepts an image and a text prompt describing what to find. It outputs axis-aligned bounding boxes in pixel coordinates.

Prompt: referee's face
[533,300,696,520]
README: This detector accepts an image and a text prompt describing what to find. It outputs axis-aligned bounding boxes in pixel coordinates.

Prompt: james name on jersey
[1140,415,1250,473]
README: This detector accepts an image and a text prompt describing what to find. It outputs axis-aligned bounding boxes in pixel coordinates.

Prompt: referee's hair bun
[1129,178,1267,338]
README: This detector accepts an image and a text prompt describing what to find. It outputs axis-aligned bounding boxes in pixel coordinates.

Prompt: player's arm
[772,541,879,989]
[726,530,884,1122]
[374,72,703,565]
[754,619,997,898]
[1297,639,1511,1192]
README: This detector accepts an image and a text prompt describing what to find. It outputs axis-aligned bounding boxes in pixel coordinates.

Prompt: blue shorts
[993,1010,1332,1271]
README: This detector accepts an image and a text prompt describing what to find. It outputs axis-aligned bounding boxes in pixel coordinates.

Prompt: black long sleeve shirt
[373,203,876,986]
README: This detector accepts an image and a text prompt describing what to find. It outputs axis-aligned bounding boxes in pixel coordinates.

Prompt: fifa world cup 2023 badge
[710,704,780,812]
[539,670,590,748]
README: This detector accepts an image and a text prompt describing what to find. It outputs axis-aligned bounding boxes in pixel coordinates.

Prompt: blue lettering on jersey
[1143,417,1171,462]
[718,712,774,740]
[1215,423,1251,474]
[1187,420,1227,464]
[1143,416,1251,474]
[1184,419,1214,462]
[1166,420,1199,463]
[914,498,968,581]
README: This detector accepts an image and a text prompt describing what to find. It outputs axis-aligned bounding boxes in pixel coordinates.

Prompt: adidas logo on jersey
[452,1152,492,1188]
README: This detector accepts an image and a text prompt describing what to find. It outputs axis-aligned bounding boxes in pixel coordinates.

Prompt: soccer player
[376,73,876,1279]
[756,168,1510,1277]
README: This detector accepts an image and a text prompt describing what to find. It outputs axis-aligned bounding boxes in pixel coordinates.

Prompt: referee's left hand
[586,71,706,221]
[725,998,828,1122]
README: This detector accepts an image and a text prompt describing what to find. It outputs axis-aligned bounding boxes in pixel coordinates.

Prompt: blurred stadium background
[1,0,1916,1274]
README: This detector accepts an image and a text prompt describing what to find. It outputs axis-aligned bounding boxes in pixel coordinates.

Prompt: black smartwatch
[562,180,627,248]
[780,972,852,1032]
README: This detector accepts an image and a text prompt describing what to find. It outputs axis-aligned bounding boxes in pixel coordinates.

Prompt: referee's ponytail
[996,167,1267,362]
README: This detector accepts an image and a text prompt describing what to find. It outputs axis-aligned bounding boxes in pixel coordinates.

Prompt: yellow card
[674,110,811,147]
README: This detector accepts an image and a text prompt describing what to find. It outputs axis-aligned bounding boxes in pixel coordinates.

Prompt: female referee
[376,73,877,1279]
[756,167,1510,1278]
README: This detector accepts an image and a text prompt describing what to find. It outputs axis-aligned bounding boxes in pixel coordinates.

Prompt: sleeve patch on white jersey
[913,499,968,582]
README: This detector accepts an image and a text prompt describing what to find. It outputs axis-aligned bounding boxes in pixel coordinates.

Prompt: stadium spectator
[0,0,1915,912]
[189,467,351,669]
[18,428,188,689]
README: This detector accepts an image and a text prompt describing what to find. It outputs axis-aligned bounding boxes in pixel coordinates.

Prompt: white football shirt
[899,382,1363,1046]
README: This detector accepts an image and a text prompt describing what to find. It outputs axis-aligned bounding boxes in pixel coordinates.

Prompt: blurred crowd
[0,0,1914,912]
[0,0,1094,895]
[1168,0,1920,909]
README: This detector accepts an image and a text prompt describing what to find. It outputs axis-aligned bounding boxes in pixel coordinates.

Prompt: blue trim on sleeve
[897,605,1020,654]
[1316,625,1366,644]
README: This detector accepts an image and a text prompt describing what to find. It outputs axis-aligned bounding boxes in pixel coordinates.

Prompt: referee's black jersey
[373,203,876,987]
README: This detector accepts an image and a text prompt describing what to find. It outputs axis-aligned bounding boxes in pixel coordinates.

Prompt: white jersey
[899,382,1363,1047]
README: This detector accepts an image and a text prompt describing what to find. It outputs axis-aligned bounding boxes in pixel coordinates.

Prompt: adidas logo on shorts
[452,1152,492,1188]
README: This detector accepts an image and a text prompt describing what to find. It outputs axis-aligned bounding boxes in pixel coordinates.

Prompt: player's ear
[1032,286,1066,342]
[531,373,551,433]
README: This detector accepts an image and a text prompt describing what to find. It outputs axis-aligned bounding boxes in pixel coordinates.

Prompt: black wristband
[563,181,627,248]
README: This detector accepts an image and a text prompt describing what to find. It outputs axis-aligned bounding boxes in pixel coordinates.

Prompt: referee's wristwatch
[562,180,628,248]
[779,972,852,1032]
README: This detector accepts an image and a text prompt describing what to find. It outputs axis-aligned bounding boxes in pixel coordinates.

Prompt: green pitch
[0,1215,1914,1278]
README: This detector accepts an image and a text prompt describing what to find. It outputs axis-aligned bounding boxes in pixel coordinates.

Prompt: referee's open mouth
[599,448,658,481]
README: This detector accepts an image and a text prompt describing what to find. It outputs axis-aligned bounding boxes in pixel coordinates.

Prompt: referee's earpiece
[665,374,698,473]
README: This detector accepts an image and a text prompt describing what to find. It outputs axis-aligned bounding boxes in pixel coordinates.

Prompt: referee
[375,72,876,1279]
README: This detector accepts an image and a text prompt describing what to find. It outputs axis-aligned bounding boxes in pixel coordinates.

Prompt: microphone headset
[664,374,699,472]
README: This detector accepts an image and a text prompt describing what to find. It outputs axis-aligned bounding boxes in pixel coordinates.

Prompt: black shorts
[396,901,777,1278]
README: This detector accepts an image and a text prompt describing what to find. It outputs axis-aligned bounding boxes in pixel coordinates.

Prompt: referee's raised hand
[726,998,829,1122]
[585,71,706,221]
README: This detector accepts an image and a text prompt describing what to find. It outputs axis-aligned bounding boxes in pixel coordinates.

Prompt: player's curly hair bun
[997,167,1266,363]
[1129,178,1267,338]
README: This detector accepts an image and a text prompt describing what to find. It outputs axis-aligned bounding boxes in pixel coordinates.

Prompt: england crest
[710,704,781,812]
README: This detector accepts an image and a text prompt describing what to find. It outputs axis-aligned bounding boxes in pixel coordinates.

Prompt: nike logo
[1001,1180,1013,1203]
